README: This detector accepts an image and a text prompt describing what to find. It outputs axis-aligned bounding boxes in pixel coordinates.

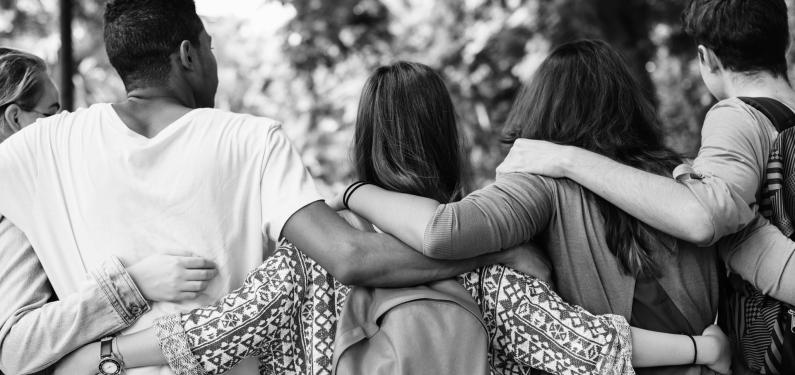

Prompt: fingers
[176,292,199,301]
[184,268,218,281]
[181,280,209,292]
[179,256,217,269]
[162,250,196,257]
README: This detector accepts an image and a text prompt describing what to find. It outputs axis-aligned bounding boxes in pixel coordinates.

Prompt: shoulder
[13,104,100,138]
[194,108,282,133]
[192,109,291,153]
[492,172,559,199]
[704,98,777,141]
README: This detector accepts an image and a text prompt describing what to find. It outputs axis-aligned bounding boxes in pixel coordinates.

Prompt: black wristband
[687,335,697,364]
[344,181,369,210]
[342,181,364,209]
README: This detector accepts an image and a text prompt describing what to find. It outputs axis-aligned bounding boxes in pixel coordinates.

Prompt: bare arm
[497,141,738,245]
[631,325,729,373]
[498,104,771,246]
[280,201,509,286]
[344,174,554,260]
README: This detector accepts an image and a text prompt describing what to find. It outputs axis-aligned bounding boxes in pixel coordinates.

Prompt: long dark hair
[503,39,680,278]
[354,61,464,203]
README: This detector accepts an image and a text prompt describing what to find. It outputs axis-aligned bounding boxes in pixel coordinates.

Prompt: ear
[697,45,721,73]
[178,40,195,70]
[3,104,23,133]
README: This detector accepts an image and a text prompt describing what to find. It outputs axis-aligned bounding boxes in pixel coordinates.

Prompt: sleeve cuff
[672,163,704,182]
[154,314,206,375]
[89,256,150,325]
[672,164,755,246]
[597,314,635,375]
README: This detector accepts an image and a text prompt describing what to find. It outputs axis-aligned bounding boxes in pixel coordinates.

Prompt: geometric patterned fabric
[154,241,633,375]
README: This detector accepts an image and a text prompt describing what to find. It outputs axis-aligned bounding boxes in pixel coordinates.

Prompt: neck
[722,71,793,99]
[124,86,196,109]
[112,85,199,139]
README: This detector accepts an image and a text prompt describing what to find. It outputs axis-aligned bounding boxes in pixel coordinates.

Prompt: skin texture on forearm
[347,176,553,260]
[561,148,717,245]
[630,328,714,368]
[117,329,167,368]
[344,184,438,251]
[281,201,501,287]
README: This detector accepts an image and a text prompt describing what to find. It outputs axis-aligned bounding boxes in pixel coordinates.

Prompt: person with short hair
[0,47,224,375]
[497,0,795,373]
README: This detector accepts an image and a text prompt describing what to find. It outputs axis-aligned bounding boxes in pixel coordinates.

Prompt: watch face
[99,358,121,375]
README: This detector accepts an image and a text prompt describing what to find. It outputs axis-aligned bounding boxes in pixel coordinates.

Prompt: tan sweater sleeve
[423,173,554,259]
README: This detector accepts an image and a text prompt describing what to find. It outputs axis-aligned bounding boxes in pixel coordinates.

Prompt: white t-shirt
[0,103,323,374]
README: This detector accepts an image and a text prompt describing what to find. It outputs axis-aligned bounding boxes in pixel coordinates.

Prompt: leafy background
[2,0,795,195]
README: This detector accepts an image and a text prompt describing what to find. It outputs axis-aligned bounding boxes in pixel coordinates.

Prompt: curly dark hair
[104,0,205,90]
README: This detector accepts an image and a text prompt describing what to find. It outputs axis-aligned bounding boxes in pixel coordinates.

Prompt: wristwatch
[98,336,124,375]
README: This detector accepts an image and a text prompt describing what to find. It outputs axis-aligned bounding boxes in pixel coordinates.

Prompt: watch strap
[100,336,114,358]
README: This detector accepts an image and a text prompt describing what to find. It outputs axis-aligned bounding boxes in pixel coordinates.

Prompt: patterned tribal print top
[153,242,634,375]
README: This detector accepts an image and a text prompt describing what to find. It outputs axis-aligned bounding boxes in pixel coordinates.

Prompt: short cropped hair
[682,0,790,78]
[103,0,204,90]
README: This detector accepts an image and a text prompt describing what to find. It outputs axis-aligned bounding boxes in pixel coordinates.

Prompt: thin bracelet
[342,181,365,207]
[343,181,366,209]
[344,182,369,210]
[686,335,697,364]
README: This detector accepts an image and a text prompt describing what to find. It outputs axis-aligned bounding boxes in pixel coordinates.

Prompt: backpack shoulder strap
[737,96,795,133]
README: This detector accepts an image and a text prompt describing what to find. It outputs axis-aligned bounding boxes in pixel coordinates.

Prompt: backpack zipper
[789,309,795,333]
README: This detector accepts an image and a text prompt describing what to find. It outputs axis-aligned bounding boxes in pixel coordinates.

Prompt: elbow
[681,207,716,247]
[422,236,459,260]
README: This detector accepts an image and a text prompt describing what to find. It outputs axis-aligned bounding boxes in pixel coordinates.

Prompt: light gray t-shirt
[679,97,795,304]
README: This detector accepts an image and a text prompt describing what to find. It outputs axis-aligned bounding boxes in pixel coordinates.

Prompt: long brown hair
[354,61,465,203]
[503,40,680,278]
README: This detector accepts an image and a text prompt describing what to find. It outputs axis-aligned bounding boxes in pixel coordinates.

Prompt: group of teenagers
[0,0,794,374]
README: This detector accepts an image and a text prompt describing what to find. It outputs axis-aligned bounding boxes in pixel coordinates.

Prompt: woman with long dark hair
[57,58,729,375]
[340,42,724,375]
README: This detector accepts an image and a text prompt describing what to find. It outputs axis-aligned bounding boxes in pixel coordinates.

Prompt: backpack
[331,279,490,375]
[720,97,795,374]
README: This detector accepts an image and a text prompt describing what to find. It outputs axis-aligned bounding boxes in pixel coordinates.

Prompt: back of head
[354,61,464,203]
[104,0,204,91]
[682,0,790,78]
[503,40,680,277]
[0,48,46,140]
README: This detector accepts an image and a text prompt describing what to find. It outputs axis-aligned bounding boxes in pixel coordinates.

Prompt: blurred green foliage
[1,0,794,194]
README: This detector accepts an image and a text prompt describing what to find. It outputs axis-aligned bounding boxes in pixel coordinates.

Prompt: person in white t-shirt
[0,47,223,375]
[0,1,518,375]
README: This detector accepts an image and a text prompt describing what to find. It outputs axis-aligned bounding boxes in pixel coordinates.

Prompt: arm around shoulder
[281,201,508,287]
